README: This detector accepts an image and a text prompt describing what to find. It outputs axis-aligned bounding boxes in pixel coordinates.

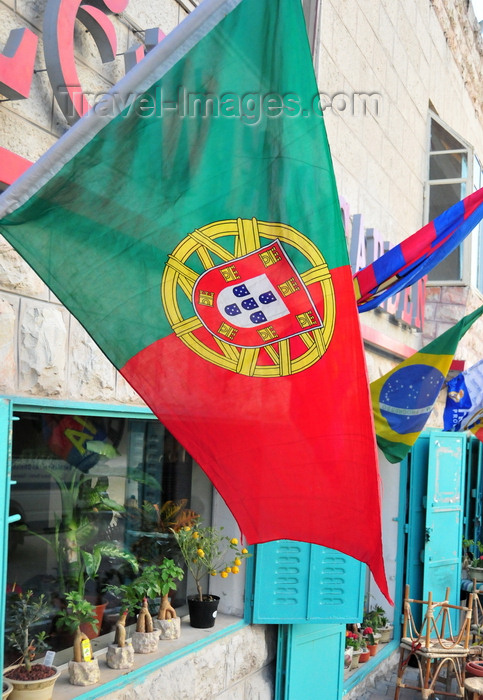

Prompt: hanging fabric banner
[355,187,483,312]
[372,306,483,463]
[0,0,390,600]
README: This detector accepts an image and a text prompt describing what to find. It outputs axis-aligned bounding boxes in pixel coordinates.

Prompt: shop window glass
[475,157,483,294]
[5,412,211,665]
[427,118,470,282]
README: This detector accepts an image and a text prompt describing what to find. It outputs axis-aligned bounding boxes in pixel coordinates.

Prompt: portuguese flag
[371,305,483,463]
[0,0,390,599]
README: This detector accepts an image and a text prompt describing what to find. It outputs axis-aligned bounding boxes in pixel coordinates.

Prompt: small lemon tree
[172,518,251,601]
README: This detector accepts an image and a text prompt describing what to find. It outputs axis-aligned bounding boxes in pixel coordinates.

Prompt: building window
[474,156,483,293]
[5,410,220,665]
[426,115,470,282]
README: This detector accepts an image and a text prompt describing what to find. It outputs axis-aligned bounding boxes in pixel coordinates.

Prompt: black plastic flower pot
[187,595,220,629]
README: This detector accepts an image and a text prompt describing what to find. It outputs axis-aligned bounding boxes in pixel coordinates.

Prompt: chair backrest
[402,584,474,652]
[470,578,483,643]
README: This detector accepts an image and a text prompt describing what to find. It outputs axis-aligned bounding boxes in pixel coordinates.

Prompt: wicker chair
[394,584,474,700]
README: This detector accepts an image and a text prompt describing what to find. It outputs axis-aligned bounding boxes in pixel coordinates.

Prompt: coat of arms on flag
[193,239,323,349]
[162,218,336,377]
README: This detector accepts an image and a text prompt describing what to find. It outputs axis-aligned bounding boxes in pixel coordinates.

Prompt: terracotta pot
[80,602,107,639]
[466,661,483,677]
[368,643,378,656]
[359,650,370,663]
[3,666,60,700]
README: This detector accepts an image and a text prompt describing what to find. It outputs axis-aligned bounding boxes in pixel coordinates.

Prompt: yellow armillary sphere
[161,218,335,378]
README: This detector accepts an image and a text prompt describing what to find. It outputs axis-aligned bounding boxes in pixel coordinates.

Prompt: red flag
[0,0,390,600]
[355,187,483,311]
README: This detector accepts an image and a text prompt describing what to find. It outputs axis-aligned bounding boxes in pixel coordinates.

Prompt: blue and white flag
[444,359,483,432]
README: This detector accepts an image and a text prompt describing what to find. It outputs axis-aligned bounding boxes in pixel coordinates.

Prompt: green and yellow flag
[371,305,483,463]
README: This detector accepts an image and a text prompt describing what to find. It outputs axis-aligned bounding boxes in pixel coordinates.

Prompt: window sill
[51,613,247,699]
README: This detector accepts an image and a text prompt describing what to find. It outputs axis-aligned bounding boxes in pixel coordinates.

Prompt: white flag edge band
[0,0,243,217]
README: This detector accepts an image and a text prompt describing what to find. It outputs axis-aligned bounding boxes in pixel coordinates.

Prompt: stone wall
[319,0,483,369]
[0,0,190,405]
[97,625,276,700]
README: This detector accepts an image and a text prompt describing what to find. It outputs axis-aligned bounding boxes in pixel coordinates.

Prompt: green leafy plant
[158,558,184,597]
[362,626,375,645]
[468,540,483,568]
[171,518,251,601]
[345,631,362,650]
[56,591,98,634]
[363,604,388,632]
[16,464,139,598]
[157,558,184,620]
[104,561,183,630]
[6,590,51,673]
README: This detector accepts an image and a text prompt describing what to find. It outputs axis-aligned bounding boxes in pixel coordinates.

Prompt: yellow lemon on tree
[231,566,240,574]
[234,558,241,566]
[241,548,248,555]
[225,567,231,573]
[221,571,228,578]
[230,538,238,545]
[192,531,199,539]
[197,548,205,557]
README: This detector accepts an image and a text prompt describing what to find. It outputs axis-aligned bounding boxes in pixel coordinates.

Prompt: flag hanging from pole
[371,306,483,463]
[0,0,390,600]
[444,359,483,442]
[354,187,483,312]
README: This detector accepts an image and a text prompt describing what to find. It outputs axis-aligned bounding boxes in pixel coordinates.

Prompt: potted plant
[3,590,60,700]
[367,604,393,643]
[358,639,370,664]
[55,592,100,686]
[468,541,483,582]
[362,626,378,656]
[171,518,251,629]
[463,537,474,569]
[154,558,184,640]
[104,566,162,654]
[345,630,362,670]
[16,463,139,637]
[105,609,134,670]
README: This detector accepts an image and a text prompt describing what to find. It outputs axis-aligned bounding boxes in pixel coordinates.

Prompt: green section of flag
[371,305,483,463]
[0,0,345,370]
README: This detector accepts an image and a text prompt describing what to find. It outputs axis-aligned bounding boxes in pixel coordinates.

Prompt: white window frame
[424,112,475,286]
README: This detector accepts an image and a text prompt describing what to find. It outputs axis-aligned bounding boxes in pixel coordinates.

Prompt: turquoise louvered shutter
[252,540,365,623]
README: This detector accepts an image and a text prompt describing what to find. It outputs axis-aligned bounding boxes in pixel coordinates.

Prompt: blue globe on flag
[379,364,444,434]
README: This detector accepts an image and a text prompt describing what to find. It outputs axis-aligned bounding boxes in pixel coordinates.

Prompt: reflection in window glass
[430,119,465,152]
[427,119,468,282]
[6,412,207,663]
[429,152,467,181]
[428,182,466,221]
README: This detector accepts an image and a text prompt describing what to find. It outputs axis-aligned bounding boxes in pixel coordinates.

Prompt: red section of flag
[122,265,391,602]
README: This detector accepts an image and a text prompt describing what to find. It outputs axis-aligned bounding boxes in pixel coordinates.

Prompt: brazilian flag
[371,305,483,463]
